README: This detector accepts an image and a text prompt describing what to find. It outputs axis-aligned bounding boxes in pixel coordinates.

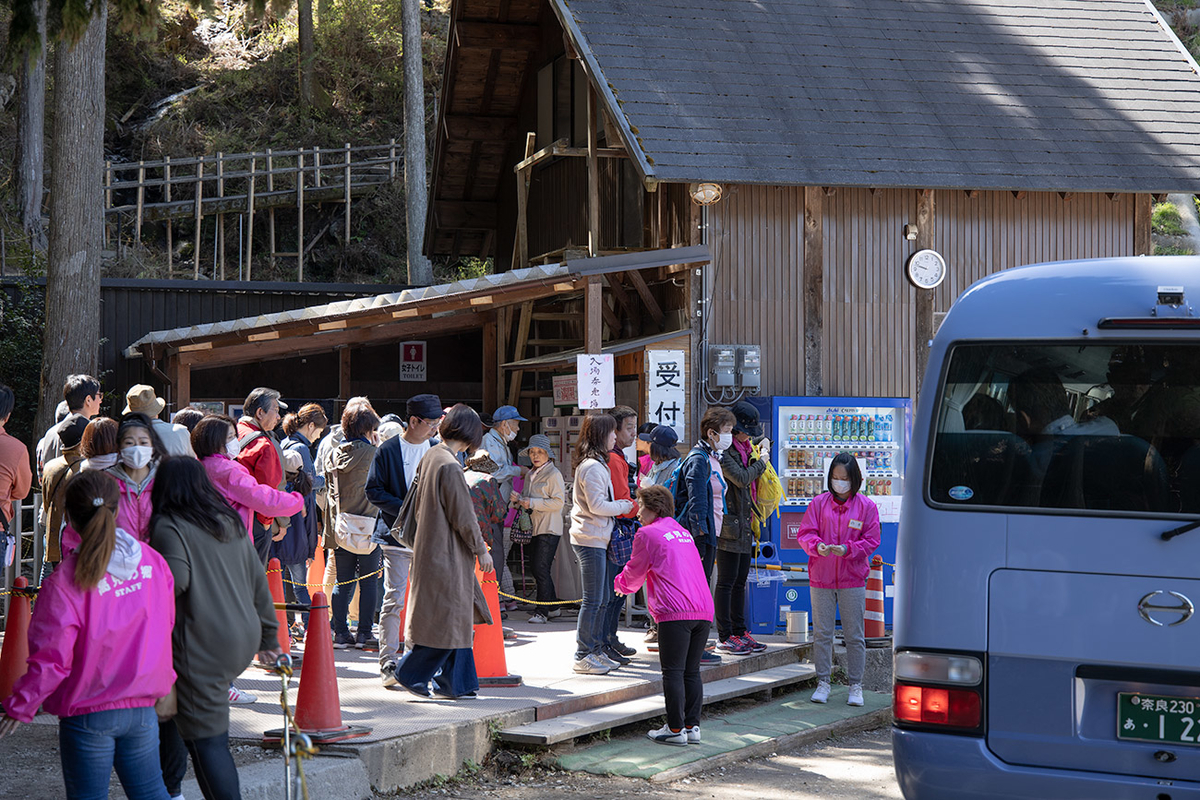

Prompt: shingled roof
[551,0,1200,192]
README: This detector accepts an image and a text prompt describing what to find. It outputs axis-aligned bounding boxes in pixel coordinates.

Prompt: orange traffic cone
[0,576,32,704]
[306,547,325,595]
[865,555,887,639]
[267,558,292,656]
[263,591,371,744]
[473,567,521,687]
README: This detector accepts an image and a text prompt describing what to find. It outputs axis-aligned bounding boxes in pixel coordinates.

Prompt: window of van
[929,343,1200,514]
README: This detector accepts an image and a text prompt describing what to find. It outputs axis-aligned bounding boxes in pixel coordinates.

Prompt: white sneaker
[594,652,621,670]
[811,680,831,704]
[685,725,701,743]
[547,608,563,619]
[229,685,257,705]
[529,613,548,624]
[847,684,864,706]
[647,723,688,746]
[573,654,612,674]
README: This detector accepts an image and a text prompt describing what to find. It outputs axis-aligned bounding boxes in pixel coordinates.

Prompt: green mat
[556,685,890,779]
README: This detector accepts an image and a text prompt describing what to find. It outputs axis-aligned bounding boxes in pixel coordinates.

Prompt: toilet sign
[400,341,426,382]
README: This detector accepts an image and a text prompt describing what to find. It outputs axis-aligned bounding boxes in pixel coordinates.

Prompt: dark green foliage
[0,281,45,446]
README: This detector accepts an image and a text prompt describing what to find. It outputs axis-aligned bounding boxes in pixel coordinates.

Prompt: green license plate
[1117,692,1200,746]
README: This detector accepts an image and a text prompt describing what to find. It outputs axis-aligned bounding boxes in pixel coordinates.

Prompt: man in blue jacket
[366,393,443,686]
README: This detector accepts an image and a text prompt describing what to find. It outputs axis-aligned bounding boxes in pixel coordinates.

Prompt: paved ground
[393,726,901,799]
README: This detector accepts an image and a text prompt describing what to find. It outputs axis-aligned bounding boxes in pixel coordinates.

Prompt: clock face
[907,249,947,290]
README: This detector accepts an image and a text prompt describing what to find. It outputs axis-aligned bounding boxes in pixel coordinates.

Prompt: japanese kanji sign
[552,374,578,407]
[576,353,614,409]
[646,349,686,439]
[399,340,426,382]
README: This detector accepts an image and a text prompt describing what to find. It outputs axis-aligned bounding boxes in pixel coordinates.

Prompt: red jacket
[608,450,639,518]
[236,420,284,527]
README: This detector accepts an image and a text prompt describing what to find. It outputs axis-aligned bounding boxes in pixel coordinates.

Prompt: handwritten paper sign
[552,374,578,407]
[646,350,686,439]
[399,341,426,382]
[577,354,614,409]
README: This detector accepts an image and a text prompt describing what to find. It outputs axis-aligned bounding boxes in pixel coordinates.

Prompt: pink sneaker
[738,633,768,652]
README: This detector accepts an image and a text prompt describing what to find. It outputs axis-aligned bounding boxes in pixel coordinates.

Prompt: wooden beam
[338,347,351,409]
[587,86,600,256]
[435,201,497,230]
[515,132,536,270]
[506,301,533,406]
[964,189,979,199]
[513,138,570,173]
[1011,190,1027,200]
[585,276,603,354]
[1134,193,1152,256]
[1058,191,1075,202]
[915,189,936,402]
[482,315,498,412]
[443,114,517,141]
[455,20,540,49]
[803,186,824,396]
[605,273,637,317]
[625,269,666,327]
[601,294,622,336]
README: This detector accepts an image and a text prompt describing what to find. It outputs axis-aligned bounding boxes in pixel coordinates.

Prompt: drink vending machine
[744,396,911,635]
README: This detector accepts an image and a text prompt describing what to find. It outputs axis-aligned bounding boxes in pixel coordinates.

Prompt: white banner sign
[646,349,686,438]
[399,340,426,382]
[577,354,615,409]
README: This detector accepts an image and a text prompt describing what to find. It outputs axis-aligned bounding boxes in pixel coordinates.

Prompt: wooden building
[426,0,1200,413]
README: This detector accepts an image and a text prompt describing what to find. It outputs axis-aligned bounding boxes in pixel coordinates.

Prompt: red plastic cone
[473,568,521,687]
[0,576,33,704]
[865,555,887,639]
[306,547,325,595]
[267,558,291,655]
[263,591,371,744]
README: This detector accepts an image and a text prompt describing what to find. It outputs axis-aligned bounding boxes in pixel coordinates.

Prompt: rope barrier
[269,654,315,800]
[268,566,384,590]
[0,586,38,599]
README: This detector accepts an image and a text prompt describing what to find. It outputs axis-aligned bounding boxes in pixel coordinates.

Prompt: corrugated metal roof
[502,329,691,369]
[552,0,1200,192]
[123,263,570,357]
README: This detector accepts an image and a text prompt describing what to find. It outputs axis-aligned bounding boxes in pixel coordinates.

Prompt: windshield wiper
[1161,520,1200,541]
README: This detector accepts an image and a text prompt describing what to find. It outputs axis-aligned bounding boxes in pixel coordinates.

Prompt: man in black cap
[366,393,443,686]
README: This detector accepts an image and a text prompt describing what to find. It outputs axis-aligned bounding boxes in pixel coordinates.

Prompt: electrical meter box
[709,346,737,387]
[737,345,761,389]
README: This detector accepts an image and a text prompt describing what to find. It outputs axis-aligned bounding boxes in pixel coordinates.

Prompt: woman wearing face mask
[516,434,566,624]
[79,417,119,472]
[192,415,304,541]
[93,413,167,544]
[796,452,880,708]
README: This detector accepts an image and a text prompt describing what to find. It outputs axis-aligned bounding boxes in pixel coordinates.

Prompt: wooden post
[135,160,145,243]
[803,186,825,396]
[267,149,276,271]
[338,347,352,413]
[297,150,306,281]
[193,159,204,279]
[216,152,225,280]
[507,301,533,406]
[515,132,535,270]
[164,156,173,273]
[104,161,112,249]
[175,360,191,409]
[585,276,603,353]
[483,316,498,412]
[586,87,600,257]
[915,189,936,402]
[388,138,397,181]
[344,142,351,245]
[245,156,256,281]
[1134,193,1152,256]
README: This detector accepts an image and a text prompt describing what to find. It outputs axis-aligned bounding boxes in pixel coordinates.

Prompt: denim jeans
[283,561,311,627]
[600,556,624,648]
[59,706,169,800]
[331,547,382,639]
[529,535,560,609]
[573,544,611,659]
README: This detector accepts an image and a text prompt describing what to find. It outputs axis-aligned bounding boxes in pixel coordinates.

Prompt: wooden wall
[711,186,1138,401]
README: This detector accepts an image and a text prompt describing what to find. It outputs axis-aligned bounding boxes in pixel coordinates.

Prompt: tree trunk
[298,0,314,109]
[14,0,48,253]
[402,0,433,285]
[38,1,106,435]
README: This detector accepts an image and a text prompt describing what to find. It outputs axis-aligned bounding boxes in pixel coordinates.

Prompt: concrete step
[498,662,816,745]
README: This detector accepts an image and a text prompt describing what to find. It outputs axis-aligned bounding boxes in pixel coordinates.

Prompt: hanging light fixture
[689,182,723,206]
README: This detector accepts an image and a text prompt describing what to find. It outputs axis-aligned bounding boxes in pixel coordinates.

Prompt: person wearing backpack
[236,387,291,564]
[716,401,772,656]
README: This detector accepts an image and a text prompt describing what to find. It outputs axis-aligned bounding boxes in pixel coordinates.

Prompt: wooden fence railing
[104,141,402,281]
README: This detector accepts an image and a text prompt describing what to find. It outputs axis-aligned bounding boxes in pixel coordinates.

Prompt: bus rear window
[929,343,1200,514]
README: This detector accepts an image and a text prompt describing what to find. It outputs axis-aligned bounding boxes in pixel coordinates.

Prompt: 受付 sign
[577,354,614,409]
[399,341,426,382]
[646,349,686,439]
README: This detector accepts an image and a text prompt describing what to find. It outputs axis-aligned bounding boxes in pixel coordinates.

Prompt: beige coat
[405,443,492,649]
[521,462,565,537]
[568,456,633,548]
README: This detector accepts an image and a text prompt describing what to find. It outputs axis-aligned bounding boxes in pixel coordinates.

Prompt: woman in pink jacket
[796,452,880,708]
[0,470,176,800]
[191,415,304,540]
[98,413,166,546]
[614,485,714,747]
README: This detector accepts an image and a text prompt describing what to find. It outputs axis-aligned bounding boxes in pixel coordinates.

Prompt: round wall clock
[906,249,947,290]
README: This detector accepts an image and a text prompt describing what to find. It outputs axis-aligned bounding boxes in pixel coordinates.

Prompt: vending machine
[745,396,911,634]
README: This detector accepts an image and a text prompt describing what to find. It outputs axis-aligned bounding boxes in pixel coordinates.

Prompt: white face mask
[715,432,733,452]
[502,425,517,442]
[120,445,154,470]
[88,453,119,470]
[831,479,852,495]
[226,439,241,458]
